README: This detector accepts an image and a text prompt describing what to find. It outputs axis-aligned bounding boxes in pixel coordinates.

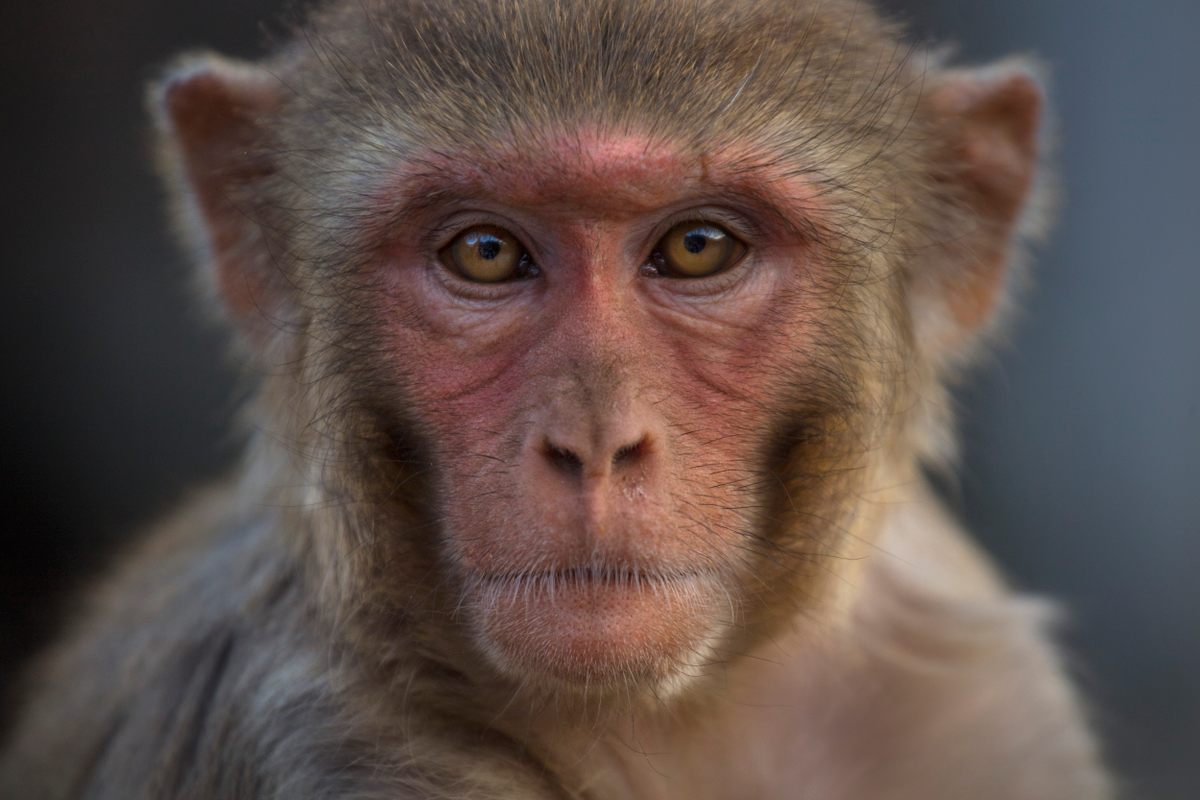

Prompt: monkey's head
[155,0,1043,698]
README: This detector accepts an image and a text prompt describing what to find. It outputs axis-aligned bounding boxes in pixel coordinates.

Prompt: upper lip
[471,564,708,586]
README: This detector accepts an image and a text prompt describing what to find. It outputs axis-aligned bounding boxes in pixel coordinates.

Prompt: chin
[466,568,726,692]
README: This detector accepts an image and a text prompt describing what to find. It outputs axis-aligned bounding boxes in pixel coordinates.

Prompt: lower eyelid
[657,253,755,295]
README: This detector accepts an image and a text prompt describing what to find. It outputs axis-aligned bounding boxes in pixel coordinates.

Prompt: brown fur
[0,1,1110,797]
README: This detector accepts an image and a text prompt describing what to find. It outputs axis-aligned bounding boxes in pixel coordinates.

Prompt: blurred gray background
[1,1,1196,796]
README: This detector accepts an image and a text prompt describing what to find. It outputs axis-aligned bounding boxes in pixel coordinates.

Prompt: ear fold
[915,59,1046,358]
[152,55,287,344]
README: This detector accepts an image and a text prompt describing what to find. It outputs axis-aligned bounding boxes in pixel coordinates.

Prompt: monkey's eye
[647,221,747,279]
[440,225,539,283]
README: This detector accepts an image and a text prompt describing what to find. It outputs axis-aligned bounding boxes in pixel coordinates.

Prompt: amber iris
[656,222,745,278]
[443,226,526,283]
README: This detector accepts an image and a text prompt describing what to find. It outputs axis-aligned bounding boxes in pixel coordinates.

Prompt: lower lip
[468,570,721,686]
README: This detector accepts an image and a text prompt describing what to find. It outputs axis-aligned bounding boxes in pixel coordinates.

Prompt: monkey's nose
[540,433,652,480]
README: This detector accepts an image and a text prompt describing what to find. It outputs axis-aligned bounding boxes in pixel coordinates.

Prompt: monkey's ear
[152,55,287,343]
[917,60,1045,358]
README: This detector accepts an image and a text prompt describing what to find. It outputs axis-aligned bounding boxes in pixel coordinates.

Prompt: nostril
[542,441,584,477]
[611,435,650,470]
[540,434,650,477]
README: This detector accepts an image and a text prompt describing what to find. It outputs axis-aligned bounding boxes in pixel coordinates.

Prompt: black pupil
[683,231,708,254]
[477,237,502,260]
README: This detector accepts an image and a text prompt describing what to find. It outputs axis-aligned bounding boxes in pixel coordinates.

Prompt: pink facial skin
[371,132,828,688]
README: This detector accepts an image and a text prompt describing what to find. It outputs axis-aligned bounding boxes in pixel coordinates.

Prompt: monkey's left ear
[152,55,288,347]
[916,60,1045,359]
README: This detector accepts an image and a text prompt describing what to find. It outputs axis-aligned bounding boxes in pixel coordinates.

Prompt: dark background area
[2,1,1196,796]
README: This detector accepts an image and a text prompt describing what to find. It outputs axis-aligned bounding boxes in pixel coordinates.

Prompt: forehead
[416,131,696,210]
[306,0,903,151]
[393,129,818,222]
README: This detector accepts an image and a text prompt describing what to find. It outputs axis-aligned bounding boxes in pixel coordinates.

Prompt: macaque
[0,0,1110,797]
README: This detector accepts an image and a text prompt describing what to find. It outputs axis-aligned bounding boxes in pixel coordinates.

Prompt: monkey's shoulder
[1,494,272,793]
[1,492,558,799]
[1,499,284,794]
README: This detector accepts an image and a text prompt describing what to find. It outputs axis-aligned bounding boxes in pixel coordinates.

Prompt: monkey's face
[158,0,1042,704]
[366,133,873,692]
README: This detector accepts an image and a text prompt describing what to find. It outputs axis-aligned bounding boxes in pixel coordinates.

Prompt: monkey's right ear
[152,56,286,343]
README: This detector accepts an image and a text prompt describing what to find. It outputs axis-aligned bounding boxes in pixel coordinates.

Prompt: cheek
[376,265,535,425]
[657,312,812,427]
[370,287,542,558]
[645,256,822,413]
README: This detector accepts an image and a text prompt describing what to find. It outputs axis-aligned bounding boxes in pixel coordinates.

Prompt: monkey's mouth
[470,564,709,592]
[464,564,725,687]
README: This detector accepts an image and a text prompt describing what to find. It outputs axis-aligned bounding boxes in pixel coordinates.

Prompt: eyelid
[425,212,538,256]
[649,207,761,246]
[648,251,756,299]
[430,257,534,302]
